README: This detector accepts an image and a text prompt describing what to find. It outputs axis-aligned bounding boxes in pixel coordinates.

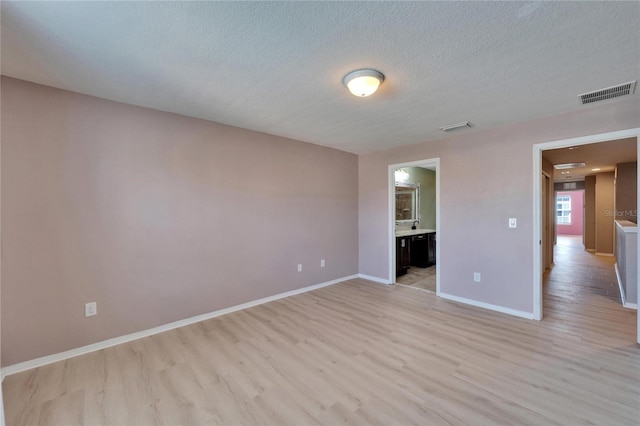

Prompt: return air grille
[439,121,473,132]
[578,81,636,104]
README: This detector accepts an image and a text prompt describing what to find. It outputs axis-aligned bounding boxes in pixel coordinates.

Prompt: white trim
[533,146,543,320]
[1,274,357,379]
[357,273,391,285]
[394,283,434,293]
[438,292,535,320]
[388,158,440,296]
[0,382,4,426]
[615,262,627,305]
[637,136,640,342]
[532,128,640,325]
[615,262,639,311]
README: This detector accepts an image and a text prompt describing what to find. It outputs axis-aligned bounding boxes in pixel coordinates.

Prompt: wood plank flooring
[545,235,621,304]
[3,238,639,425]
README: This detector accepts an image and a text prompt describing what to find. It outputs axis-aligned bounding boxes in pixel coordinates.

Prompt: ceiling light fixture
[591,168,601,171]
[554,162,586,170]
[343,69,385,97]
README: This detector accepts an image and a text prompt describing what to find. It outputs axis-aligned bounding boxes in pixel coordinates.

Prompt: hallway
[545,235,620,304]
[543,235,633,337]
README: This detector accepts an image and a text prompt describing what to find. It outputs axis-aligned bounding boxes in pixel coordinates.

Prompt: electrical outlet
[321,259,325,268]
[473,272,481,283]
[509,218,517,228]
[297,264,302,272]
[85,302,97,317]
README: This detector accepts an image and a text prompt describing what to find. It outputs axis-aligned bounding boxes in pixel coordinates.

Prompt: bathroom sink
[395,229,435,237]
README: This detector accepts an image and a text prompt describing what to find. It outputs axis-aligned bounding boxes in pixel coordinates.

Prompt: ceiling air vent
[439,121,473,132]
[578,81,636,105]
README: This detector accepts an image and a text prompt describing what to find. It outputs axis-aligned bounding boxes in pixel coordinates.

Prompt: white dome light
[343,69,385,97]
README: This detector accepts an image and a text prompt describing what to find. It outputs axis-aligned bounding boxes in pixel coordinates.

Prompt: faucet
[411,220,419,230]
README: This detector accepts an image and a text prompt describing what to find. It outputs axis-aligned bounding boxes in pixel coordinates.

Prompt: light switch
[509,218,517,228]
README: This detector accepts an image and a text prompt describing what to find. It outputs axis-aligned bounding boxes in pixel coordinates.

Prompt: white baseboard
[614,263,637,310]
[357,273,391,285]
[438,292,535,320]
[1,274,358,379]
[615,263,627,305]
[0,382,4,426]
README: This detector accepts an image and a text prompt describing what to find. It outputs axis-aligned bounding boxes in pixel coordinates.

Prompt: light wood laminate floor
[3,239,639,425]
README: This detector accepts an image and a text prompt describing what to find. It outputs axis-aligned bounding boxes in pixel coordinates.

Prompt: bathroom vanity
[395,229,436,276]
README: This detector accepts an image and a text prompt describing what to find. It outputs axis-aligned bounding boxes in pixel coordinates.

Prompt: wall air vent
[578,80,636,104]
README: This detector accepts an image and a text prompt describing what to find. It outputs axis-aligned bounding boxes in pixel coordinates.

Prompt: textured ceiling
[2,1,639,154]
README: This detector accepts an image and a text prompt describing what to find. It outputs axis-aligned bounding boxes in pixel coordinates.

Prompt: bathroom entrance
[388,158,440,293]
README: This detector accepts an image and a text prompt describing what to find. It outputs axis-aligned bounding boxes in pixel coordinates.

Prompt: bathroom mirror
[395,182,420,224]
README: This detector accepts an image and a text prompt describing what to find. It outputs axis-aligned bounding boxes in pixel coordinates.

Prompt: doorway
[533,128,640,343]
[388,158,440,294]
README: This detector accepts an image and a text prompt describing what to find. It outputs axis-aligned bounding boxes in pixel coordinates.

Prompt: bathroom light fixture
[343,69,385,97]
[395,169,409,182]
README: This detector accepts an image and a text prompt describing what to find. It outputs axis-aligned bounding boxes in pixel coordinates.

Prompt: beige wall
[0,76,5,425]
[616,162,637,223]
[541,157,554,267]
[359,97,639,314]
[595,172,616,254]
[1,77,359,366]
[584,176,596,251]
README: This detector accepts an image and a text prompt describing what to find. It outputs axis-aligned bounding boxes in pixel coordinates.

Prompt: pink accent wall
[359,97,639,314]
[1,77,359,366]
[557,190,584,236]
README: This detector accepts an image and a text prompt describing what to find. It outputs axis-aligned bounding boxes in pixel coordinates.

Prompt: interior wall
[595,172,616,254]
[616,161,637,223]
[557,190,584,236]
[584,176,596,250]
[542,157,554,267]
[0,77,4,424]
[1,77,359,366]
[359,97,639,315]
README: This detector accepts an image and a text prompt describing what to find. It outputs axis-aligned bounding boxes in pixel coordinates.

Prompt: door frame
[388,158,440,291]
[532,128,640,343]
[541,172,552,275]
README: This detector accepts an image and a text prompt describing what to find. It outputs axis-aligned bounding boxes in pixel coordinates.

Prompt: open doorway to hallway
[545,234,622,308]
[388,159,440,294]
[534,130,639,343]
[549,185,624,301]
